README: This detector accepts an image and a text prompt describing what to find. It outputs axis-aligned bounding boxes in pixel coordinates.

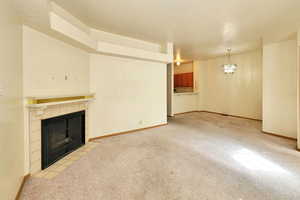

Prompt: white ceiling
[16,0,300,60]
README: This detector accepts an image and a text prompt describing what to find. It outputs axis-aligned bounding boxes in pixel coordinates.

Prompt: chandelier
[222,49,237,74]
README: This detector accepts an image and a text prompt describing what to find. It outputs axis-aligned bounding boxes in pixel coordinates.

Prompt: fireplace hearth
[42,111,85,169]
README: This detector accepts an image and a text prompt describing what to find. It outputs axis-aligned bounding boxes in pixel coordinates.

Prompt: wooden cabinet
[174,72,193,87]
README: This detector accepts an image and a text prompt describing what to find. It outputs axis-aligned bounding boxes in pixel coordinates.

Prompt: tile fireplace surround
[28,102,90,174]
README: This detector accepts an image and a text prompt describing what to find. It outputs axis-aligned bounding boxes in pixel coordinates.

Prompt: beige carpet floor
[21,112,300,200]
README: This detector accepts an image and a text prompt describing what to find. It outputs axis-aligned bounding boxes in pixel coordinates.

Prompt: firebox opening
[41,111,85,169]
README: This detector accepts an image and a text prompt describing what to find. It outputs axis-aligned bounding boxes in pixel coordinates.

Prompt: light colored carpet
[21,112,300,200]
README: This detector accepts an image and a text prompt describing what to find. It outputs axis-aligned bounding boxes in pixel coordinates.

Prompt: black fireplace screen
[42,111,85,169]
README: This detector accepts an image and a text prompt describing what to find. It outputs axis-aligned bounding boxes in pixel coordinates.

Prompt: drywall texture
[198,49,262,120]
[90,29,162,53]
[23,26,90,96]
[173,94,198,114]
[263,40,297,139]
[0,1,24,199]
[90,54,167,137]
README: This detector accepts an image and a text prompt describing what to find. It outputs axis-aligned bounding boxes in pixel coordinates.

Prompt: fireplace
[42,111,85,169]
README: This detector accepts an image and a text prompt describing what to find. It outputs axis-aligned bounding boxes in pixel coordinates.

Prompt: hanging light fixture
[222,48,237,74]
[175,50,181,66]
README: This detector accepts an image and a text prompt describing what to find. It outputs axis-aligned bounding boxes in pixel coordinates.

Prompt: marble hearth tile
[44,172,58,179]
[30,111,42,121]
[31,161,41,173]
[33,170,47,178]
[79,103,86,110]
[30,140,41,153]
[65,104,77,113]
[42,106,61,119]
[50,165,66,172]
[30,130,41,143]
[32,142,99,179]
[30,120,41,132]
[31,150,41,162]
[63,160,73,167]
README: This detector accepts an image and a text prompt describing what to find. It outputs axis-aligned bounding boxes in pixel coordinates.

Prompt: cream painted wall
[90,29,162,53]
[0,1,24,199]
[194,61,200,92]
[198,49,262,120]
[23,25,90,96]
[298,31,300,148]
[50,12,97,50]
[89,54,167,137]
[263,40,297,139]
[173,94,198,114]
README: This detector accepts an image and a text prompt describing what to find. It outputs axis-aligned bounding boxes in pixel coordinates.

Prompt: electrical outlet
[139,120,143,125]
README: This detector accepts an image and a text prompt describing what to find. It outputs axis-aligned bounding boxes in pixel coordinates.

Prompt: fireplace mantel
[26,93,95,108]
